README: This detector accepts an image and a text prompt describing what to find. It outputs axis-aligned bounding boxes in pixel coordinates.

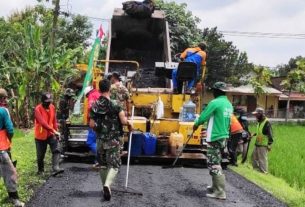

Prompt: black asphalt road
[27,163,287,207]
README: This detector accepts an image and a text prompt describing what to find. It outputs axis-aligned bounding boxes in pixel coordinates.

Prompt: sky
[1,0,305,67]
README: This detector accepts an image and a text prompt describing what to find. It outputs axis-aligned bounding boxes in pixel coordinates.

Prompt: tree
[276,56,305,76]
[0,6,85,127]
[250,66,272,106]
[202,28,253,86]
[155,0,202,55]
[281,60,305,121]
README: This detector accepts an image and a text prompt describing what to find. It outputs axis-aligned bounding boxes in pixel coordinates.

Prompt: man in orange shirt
[228,114,244,166]
[172,42,207,93]
[34,92,63,176]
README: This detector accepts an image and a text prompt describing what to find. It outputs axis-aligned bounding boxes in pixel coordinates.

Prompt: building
[203,85,282,117]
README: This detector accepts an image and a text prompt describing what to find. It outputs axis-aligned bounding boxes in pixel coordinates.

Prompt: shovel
[162,131,194,169]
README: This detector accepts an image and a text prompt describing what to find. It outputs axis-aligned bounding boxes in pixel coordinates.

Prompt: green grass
[0,130,51,207]
[231,124,305,207]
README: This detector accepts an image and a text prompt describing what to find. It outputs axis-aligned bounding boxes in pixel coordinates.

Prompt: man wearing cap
[0,89,24,207]
[193,82,233,200]
[172,42,207,93]
[108,72,130,116]
[252,107,273,173]
[58,88,75,121]
[34,92,64,176]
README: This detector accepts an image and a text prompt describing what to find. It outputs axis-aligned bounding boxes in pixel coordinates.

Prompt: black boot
[8,192,24,207]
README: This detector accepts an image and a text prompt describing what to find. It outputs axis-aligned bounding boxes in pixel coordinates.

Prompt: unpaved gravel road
[27,163,286,207]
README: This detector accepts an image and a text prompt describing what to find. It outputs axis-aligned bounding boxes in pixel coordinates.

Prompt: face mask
[42,102,51,108]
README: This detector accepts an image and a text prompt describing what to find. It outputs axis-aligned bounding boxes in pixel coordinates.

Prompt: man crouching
[89,79,132,201]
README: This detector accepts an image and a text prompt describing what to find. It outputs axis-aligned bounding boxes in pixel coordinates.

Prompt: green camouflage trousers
[97,139,121,169]
[207,139,226,176]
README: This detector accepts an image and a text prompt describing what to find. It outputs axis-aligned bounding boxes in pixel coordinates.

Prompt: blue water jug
[130,131,144,156]
[143,133,157,155]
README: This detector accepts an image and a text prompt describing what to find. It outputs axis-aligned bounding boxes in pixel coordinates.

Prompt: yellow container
[132,119,147,132]
[169,132,184,156]
[172,94,190,113]
[179,122,202,145]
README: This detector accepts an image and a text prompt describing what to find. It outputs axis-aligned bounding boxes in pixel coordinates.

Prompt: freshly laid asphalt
[26,163,287,207]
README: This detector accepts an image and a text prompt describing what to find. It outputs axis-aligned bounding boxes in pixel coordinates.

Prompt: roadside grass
[231,124,305,207]
[0,130,51,207]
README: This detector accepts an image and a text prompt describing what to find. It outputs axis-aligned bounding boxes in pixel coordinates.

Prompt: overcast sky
[1,0,305,67]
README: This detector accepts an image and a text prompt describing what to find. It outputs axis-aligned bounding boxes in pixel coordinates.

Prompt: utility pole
[50,0,60,52]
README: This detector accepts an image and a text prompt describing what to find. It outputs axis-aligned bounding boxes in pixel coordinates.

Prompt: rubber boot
[206,174,226,200]
[100,168,108,186]
[103,168,118,201]
[52,153,64,176]
[8,192,25,207]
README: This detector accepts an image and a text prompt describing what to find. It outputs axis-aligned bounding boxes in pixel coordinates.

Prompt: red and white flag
[97,25,104,39]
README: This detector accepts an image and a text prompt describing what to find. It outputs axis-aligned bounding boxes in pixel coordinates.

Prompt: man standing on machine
[193,82,233,200]
[172,42,207,93]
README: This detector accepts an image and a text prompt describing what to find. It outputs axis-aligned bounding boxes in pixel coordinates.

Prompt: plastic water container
[130,131,144,156]
[143,133,157,155]
[169,132,184,156]
[182,100,196,122]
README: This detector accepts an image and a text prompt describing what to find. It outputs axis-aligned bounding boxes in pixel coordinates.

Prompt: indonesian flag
[97,25,104,39]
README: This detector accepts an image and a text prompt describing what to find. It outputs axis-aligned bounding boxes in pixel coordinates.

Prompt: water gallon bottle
[179,107,183,121]
[182,100,196,122]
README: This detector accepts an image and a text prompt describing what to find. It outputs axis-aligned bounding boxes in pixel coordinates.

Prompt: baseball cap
[252,107,265,115]
[212,82,229,92]
[41,92,53,103]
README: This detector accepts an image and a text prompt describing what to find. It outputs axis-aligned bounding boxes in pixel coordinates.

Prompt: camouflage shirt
[110,82,130,111]
[90,96,123,149]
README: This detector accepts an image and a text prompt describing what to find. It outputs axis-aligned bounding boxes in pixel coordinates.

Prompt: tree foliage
[0,5,92,127]
[276,56,305,77]
[202,28,253,86]
[250,66,272,100]
[155,0,202,55]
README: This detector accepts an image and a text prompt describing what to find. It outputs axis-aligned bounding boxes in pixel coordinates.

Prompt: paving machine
[62,7,208,166]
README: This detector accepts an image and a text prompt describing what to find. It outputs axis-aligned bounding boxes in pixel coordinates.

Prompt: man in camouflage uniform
[193,82,233,200]
[108,72,130,115]
[89,79,132,201]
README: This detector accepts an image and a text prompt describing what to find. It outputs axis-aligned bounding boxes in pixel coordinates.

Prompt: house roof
[270,77,286,91]
[225,85,282,96]
[279,92,305,101]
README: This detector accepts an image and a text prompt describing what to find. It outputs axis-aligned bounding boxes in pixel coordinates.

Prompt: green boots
[206,174,226,200]
[100,168,118,201]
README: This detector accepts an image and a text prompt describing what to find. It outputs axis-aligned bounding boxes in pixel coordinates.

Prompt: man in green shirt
[193,82,233,200]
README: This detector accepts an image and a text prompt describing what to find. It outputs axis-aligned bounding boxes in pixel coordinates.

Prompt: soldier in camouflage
[108,72,130,115]
[89,79,132,201]
[193,82,233,200]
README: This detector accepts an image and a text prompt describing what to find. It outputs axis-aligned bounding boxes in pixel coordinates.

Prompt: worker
[84,86,101,167]
[172,42,207,93]
[0,89,24,207]
[236,108,251,163]
[89,79,132,201]
[252,107,273,173]
[34,92,64,176]
[108,72,130,116]
[193,82,233,200]
[228,114,244,166]
[58,88,75,121]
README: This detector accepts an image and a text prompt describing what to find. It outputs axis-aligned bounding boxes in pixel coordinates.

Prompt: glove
[267,145,272,152]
